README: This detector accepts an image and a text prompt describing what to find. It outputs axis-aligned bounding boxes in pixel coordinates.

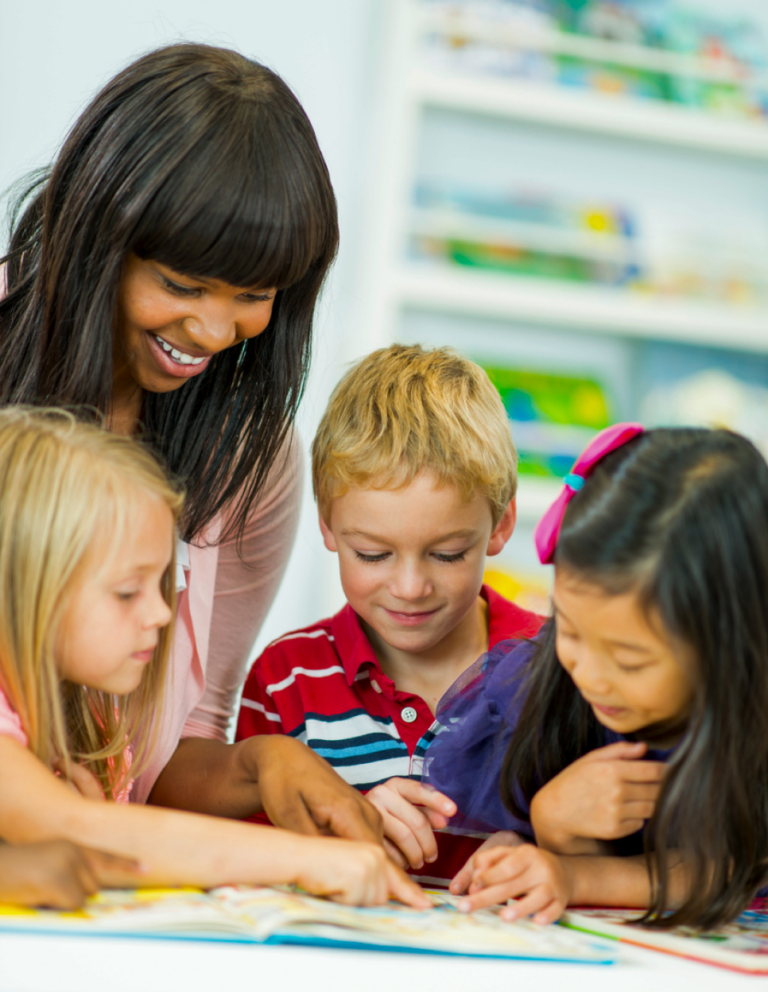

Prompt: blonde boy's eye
[354,551,389,564]
[434,551,467,563]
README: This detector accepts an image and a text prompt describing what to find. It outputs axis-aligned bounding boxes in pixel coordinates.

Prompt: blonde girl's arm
[0,738,430,907]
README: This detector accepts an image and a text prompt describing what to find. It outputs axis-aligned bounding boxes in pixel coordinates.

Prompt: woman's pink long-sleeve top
[131,435,301,804]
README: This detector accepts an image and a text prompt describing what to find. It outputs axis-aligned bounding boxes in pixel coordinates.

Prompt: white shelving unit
[357,0,768,533]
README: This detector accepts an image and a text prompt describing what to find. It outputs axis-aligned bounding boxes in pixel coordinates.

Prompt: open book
[0,885,614,964]
[563,898,768,975]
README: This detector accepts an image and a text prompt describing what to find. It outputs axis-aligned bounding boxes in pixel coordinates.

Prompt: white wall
[0,0,385,657]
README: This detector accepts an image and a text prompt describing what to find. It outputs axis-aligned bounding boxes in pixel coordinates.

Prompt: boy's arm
[148,653,384,845]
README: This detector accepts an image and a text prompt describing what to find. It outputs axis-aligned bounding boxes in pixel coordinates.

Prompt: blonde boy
[236,346,543,885]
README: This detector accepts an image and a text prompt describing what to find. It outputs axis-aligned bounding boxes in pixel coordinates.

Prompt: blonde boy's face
[319,471,514,657]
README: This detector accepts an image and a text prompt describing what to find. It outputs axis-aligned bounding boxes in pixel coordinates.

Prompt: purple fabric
[424,631,674,851]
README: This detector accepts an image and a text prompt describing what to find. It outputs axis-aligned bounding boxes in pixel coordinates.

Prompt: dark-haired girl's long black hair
[0,43,339,543]
[501,428,768,930]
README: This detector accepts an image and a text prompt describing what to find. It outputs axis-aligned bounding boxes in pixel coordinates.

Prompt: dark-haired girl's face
[113,254,276,424]
[553,570,695,746]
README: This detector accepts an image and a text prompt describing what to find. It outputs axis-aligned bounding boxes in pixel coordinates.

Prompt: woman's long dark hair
[501,428,768,929]
[0,44,338,543]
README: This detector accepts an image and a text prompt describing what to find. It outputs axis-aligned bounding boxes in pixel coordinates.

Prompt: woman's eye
[434,551,466,563]
[354,551,389,564]
[239,291,274,303]
[162,276,198,297]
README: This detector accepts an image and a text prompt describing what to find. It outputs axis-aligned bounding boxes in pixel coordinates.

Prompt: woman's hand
[365,778,456,869]
[0,841,144,909]
[294,838,433,909]
[457,843,574,925]
[251,737,384,844]
[449,831,525,895]
[530,742,666,854]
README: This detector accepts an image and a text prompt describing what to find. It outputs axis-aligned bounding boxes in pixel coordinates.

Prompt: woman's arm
[0,737,427,906]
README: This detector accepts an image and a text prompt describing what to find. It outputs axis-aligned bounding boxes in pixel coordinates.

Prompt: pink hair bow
[534,422,644,565]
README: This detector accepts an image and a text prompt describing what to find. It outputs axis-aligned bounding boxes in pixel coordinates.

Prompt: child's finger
[458,880,523,912]
[386,780,457,819]
[382,836,408,869]
[500,886,557,922]
[449,858,475,895]
[617,760,667,784]
[80,848,147,887]
[372,790,439,866]
[386,862,433,909]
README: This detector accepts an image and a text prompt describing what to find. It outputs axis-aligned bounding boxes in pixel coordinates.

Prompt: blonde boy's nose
[390,564,432,601]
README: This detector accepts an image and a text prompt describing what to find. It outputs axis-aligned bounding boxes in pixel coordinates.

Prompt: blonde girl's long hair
[0,408,183,799]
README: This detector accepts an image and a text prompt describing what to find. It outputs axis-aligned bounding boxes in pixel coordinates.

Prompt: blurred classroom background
[2,0,768,658]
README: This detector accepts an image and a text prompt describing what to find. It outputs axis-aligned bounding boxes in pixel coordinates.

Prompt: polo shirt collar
[330,603,382,686]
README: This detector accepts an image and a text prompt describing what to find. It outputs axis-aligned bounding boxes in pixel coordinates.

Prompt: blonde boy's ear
[486,498,517,557]
[318,509,339,553]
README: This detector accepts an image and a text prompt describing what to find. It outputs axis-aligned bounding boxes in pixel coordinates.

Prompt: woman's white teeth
[154,335,205,365]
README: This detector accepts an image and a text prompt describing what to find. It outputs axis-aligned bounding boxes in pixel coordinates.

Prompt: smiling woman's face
[115,254,277,397]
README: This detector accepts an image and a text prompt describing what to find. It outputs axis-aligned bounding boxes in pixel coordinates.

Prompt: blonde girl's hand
[294,838,432,909]
[457,843,573,925]
[449,831,525,896]
[530,741,666,854]
[366,778,456,870]
[0,841,144,910]
[52,760,105,802]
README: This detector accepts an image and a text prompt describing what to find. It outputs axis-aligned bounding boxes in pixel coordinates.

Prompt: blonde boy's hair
[312,345,517,526]
[0,408,183,799]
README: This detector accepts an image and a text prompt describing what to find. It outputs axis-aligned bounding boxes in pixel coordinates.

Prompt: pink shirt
[131,433,301,803]
[0,685,28,747]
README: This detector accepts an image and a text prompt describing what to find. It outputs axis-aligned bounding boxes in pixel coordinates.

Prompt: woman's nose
[182,309,237,353]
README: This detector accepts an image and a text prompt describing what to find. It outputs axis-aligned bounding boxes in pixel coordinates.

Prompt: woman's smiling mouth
[147,332,213,378]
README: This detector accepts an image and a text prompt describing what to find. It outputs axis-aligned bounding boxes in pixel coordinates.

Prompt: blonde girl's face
[57,494,174,695]
[553,570,696,746]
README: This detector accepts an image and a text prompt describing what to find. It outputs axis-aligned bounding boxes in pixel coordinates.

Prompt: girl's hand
[449,831,525,895]
[294,838,433,909]
[0,841,144,909]
[530,741,666,854]
[366,778,456,869]
[52,760,105,802]
[457,843,573,925]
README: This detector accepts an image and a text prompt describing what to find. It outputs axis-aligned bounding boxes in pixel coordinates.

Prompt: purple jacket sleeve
[423,638,538,837]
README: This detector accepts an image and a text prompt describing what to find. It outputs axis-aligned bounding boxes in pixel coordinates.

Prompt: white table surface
[1,932,767,992]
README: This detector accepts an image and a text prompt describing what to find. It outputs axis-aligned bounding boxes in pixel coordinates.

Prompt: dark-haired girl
[426,424,768,930]
[0,43,380,842]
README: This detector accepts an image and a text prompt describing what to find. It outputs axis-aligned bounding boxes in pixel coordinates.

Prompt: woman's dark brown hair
[1,43,339,542]
[502,428,768,930]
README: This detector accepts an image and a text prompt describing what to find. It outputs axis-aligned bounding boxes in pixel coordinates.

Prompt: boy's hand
[457,843,573,925]
[450,830,525,895]
[295,838,433,909]
[366,778,456,869]
[252,736,384,845]
[0,841,144,910]
[530,742,665,854]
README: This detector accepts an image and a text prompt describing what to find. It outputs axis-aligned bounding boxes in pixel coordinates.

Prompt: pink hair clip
[534,422,644,565]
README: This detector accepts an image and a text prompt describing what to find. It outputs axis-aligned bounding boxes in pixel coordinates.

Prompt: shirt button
[401,706,418,723]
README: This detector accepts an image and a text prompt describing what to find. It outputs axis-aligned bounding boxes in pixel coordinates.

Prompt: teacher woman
[0,43,380,841]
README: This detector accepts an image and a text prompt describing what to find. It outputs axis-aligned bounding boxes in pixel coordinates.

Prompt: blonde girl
[0,407,426,905]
